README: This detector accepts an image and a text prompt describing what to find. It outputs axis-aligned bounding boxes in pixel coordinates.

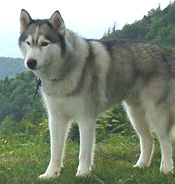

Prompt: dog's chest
[41,79,76,97]
[42,88,89,120]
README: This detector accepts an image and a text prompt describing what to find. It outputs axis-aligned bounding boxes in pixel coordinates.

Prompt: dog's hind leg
[76,119,96,177]
[148,107,174,174]
[123,101,154,168]
[158,135,173,174]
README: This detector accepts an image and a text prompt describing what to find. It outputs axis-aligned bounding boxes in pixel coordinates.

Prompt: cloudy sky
[0,0,171,58]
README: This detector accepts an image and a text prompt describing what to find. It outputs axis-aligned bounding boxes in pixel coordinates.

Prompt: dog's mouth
[25,65,40,71]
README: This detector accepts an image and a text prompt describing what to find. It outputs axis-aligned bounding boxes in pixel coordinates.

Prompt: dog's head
[19,9,67,77]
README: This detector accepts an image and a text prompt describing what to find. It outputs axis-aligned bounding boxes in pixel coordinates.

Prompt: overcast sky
[0,0,172,58]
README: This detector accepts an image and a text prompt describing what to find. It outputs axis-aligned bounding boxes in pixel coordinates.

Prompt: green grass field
[0,133,174,184]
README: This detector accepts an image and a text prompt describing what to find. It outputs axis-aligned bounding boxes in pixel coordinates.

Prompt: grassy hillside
[0,57,26,80]
[0,133,174,184]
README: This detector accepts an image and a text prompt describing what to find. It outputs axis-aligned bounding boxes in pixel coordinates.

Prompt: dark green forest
[0,2,174,137]
[103,2,175,53]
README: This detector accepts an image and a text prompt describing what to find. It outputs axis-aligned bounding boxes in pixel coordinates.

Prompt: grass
[0,133,174,184]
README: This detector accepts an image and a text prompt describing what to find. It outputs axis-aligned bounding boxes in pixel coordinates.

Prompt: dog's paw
[39,171,60,180]
[133,163,150,169]
[160,160,174,174]
[76,168,91,177]
[133,161,150,168]
[160,166,174,174]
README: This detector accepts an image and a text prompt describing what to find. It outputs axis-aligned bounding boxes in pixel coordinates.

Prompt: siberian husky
[19,9,175,179]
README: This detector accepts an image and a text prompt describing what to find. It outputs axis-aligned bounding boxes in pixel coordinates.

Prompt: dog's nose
[27,59,37,69]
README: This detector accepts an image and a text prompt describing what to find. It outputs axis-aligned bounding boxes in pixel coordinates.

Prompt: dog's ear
[20,9,32,34]
[49,11,65,34]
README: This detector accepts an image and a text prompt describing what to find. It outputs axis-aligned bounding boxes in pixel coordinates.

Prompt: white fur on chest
[42,90,87,121]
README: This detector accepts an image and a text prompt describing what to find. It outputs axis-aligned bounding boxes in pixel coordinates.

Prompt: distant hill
[0,57,26,80]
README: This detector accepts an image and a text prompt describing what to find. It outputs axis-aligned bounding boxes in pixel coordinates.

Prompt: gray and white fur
[19,9,175,179]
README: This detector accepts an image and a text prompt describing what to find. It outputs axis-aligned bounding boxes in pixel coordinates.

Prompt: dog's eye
[41,42,49,47]
[26,41,31,46]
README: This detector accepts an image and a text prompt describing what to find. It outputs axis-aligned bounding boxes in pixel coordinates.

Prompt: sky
[0,0,172,58]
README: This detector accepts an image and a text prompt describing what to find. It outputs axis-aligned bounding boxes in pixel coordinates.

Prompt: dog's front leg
[39,112,69,180]
[76,120,96,177]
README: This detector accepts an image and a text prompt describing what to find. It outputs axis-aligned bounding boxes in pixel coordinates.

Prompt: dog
[19,9,175,179]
